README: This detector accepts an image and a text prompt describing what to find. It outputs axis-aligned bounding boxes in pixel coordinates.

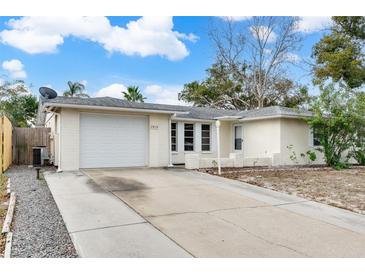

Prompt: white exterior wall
[242,118,281,166]
[148,114,170,167]
[279,118,325,165]
[219,121,232,157]
[54,107,328,170]
[241,118,326,166]
[60,108,80,171]
[53,108,170,171]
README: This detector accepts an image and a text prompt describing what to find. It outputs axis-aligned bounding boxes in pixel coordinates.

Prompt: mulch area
[200,166,365,214]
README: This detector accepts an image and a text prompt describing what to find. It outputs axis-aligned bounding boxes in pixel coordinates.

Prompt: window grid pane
[202,144,210,151]
[235,139,242,150]
[234,126,242,150]
[184,124,194,151]
[201,124,210,151]
[171,123,177,151]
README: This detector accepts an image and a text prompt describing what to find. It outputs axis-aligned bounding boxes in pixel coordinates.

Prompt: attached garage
[79,113,148,168]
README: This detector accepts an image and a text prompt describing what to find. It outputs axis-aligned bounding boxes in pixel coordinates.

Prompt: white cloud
[219,16,252,22]
[0,16,197,61]
[174,32,199,42]
[94,83,127,99]
[2,59,27,79]
[144,84,188,105]
[250,26,277,43]
[297,17,332,33]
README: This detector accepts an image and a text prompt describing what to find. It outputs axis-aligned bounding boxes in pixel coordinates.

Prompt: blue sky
[0,16,331,104]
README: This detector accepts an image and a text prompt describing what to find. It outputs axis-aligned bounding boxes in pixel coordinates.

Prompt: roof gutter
[239,114,312,122]
[44,103,189,115]
[172,117,215,123]
[213,116,242,121]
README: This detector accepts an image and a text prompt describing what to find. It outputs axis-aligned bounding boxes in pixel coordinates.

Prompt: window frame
[201,123,211,152]
[184,123,195,152]
[171,122,177,152]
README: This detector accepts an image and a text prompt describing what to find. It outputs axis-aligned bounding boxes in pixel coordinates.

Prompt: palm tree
[63,81,89,98]
[122,86,146,102]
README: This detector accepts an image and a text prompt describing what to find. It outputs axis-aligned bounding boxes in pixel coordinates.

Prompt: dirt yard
[0,175,8,257]
[201,167,365,215]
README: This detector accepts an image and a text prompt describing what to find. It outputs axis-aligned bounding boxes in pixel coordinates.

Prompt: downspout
[215,120,221,175]
[55,113,62,172]
[168,114,174,167]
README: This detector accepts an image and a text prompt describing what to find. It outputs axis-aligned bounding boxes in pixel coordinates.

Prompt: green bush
[307,85,365,169]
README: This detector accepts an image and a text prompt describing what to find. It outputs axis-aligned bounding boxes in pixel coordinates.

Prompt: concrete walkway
[83,168,365,258]
[44,171,191,258]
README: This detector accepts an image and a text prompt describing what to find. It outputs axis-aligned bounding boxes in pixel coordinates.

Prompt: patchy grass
[0,174,9,257]
[201,166,365,214]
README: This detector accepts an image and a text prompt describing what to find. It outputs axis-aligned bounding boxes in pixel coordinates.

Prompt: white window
[234,125,243,150]
[171,122,177,152]
[184,123,194,151]
[313,126,321,146]
[201,124,211,151]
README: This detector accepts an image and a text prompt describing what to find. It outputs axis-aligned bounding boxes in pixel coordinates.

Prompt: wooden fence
[13,127,51,165]
[0,116,13,173]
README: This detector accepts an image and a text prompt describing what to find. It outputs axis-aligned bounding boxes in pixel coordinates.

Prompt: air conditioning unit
[32,146,50,166]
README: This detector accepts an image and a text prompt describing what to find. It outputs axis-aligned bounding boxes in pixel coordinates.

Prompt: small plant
[212,160,218,169]
[306,150,317,163]
[351,149,365,166]
[287,145,298,164]
[287,145,317,165]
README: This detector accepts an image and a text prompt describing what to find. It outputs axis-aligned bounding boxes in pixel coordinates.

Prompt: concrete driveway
[82,168,365,258]
[45,170,191,258]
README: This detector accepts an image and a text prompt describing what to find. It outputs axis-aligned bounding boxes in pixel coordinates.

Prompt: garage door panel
[80,113,147,168]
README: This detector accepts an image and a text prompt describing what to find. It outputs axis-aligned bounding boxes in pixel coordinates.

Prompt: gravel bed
[5,165,77,258]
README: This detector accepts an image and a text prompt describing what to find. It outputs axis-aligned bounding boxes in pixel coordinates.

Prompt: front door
[233,125,243,152]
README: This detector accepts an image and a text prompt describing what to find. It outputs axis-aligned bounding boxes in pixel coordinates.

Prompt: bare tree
[209,17,302,108]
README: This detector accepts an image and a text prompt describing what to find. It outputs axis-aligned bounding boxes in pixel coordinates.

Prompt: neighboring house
[38,96,324,171]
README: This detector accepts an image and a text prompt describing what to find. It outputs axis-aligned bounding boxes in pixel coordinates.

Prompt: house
[37,96,324,171]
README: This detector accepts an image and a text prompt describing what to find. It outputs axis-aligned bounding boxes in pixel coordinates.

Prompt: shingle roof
[237,106,313,120]
[175,106,240,120]
[44,96,190,112]
[41,96,312,122]
[43,96,241,119]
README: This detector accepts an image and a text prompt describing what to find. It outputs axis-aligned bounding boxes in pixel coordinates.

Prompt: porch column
[215,120,221,175]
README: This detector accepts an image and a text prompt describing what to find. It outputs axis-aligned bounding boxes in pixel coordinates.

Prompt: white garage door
[80,113,148,168]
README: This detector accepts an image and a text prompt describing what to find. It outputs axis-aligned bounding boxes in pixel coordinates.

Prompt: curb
[4,232,12,258]
[2,188,16,258]
[2,192,16,234]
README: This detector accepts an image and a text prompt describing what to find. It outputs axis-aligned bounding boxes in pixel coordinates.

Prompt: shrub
[307,85,360,169]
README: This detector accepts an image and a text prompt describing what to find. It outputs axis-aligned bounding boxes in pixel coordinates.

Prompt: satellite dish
[39,87,57,99]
